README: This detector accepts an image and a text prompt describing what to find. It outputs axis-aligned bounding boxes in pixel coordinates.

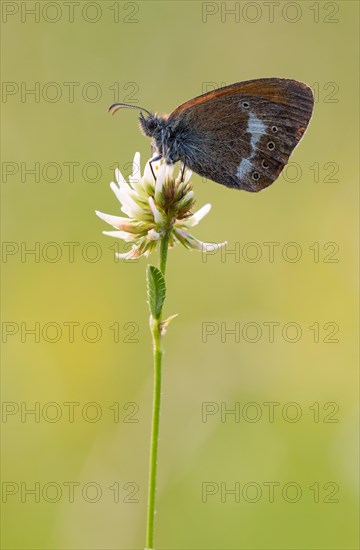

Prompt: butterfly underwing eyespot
[109,77,314,192]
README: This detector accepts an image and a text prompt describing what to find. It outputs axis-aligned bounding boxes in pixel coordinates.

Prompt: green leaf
[146,265,166,319]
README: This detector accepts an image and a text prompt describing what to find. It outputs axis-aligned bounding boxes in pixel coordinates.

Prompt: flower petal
[129,152,141,184]
[176,189,195,211]
[198,240,228,252]
[183,168,192,184]
[154,164,166,202]
[185,203,211,227]
[95,210,132,228]
[110,181,123,204]
[148,196,165,224]
[147,228,161,241]
[115,246,142,260]
[174,228,227,252]
[118,188,145,218]
[165,163,175,180]
[103,230,137,242]
[115,167,132,192]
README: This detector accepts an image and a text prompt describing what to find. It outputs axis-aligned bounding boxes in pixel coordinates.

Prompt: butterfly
[109,78,314,192]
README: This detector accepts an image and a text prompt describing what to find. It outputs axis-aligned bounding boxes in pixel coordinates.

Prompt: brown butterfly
[109,78,314,192]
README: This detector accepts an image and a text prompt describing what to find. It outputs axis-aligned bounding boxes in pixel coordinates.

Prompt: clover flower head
[96,152,226,260]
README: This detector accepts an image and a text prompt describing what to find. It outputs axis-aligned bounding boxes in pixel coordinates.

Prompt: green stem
[145,233,169,550]
[159,232,169,275]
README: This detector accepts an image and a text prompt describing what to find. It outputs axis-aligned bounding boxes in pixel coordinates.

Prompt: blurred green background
[1,1,359,548]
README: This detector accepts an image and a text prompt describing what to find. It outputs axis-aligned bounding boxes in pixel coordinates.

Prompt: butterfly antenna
[108,102,152,117]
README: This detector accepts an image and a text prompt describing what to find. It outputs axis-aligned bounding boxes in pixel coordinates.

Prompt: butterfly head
[109,101,164,138]
[138,112,166,139]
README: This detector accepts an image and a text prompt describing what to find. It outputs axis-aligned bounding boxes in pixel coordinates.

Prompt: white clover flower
[96,152,226,260]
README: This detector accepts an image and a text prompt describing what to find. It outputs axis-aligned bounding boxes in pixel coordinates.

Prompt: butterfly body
[110,78,314,192]
[139,113,183,165]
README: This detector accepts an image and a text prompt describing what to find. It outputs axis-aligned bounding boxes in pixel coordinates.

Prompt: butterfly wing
[167,78,314,192]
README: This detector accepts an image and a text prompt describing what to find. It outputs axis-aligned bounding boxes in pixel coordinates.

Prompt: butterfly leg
[149,154,162,182]
[180,161,186,183]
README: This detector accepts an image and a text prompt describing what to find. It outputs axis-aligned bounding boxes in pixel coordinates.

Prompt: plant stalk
[145,233,169,549]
